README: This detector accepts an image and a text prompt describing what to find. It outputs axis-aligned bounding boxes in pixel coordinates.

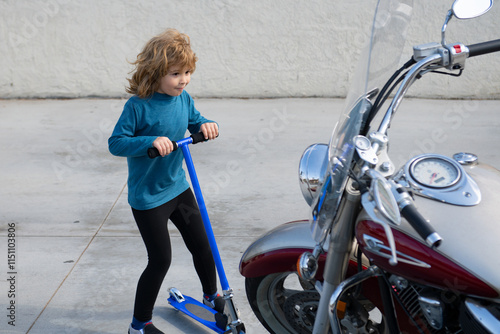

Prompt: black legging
[131,188,217,322]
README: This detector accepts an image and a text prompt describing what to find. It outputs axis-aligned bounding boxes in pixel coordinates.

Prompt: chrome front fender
[239,220,327,278]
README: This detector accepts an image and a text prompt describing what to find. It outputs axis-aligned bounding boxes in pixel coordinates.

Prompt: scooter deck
[168,294,226,333]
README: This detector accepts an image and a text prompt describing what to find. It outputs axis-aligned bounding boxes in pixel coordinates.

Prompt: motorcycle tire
[246,272,388,334]
[245,272,319,334]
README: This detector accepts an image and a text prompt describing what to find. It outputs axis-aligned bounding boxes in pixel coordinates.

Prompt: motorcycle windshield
[311,0,413,242]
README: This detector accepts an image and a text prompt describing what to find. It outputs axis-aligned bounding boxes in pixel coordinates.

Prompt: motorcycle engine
[389,275,500,333]
[459,298,500,333]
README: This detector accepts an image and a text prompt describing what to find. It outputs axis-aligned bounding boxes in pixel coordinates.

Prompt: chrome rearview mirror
[452,0,493,19]
[442,0,493,46]
[369,172,401,226]
[361,171,401,266]
[299,143,329,206]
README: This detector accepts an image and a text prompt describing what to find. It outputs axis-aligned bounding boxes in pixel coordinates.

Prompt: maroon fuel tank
[356,162,500,299]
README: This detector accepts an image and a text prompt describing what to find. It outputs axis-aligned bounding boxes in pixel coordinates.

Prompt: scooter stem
[180,143,230,291]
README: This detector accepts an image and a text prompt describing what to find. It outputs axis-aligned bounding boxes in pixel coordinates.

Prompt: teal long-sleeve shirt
[108,91,213,210]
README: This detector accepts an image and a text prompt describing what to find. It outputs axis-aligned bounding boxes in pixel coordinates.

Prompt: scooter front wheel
[245,272,318,334]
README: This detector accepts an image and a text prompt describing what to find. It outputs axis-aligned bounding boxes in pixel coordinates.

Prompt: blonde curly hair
[126,29,198,98]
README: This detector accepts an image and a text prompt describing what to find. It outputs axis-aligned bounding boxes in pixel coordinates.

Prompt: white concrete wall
[1,0,499,99]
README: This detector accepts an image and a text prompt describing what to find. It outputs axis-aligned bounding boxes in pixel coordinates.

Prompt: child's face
[157,65,192,96]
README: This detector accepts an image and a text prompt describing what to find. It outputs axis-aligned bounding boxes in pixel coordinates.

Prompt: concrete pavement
[1,97,499,333]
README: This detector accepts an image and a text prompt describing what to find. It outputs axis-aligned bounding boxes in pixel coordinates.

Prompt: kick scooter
[148,133,246,334]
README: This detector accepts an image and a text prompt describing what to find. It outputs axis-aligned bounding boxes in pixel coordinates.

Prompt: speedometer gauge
[398,153,480,206]
[410,156,461,188]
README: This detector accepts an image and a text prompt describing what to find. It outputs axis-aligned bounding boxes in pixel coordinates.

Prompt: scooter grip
[147,142,178,159]
[147,132,208,159]
[401,203,442,248]
[190,132,207,144]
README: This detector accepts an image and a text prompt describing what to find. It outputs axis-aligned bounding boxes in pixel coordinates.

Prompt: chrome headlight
[299,143,329,206]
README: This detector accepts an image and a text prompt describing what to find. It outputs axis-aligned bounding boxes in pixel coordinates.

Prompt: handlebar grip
[147,147,160,159]
[467,39,500,58]
[147,132,208,159]
[147,141,178,159]
[401,203,442,248]
[190,132,207,144]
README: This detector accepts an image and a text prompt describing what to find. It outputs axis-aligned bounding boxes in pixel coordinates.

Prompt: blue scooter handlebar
[147,132,207,158]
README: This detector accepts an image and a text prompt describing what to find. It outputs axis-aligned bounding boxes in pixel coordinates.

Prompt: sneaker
[128,322,164,334]
[203,293,225,313]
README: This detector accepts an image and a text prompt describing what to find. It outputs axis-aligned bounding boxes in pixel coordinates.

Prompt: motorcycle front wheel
[245,272,319,334]
[246,272,388,334]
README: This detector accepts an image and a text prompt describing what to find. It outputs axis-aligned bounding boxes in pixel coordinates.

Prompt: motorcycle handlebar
[467,39,500,58]
[147,132,207,159]
[400,202,442,248]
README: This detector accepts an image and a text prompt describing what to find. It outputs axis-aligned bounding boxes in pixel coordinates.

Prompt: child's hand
[200,122,219,140]
[153,137,174,157]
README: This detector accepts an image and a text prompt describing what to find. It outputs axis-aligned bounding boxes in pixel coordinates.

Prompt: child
[108,29,223,334]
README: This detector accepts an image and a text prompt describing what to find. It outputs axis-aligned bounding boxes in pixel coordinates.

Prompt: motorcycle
[239,0,500,333]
